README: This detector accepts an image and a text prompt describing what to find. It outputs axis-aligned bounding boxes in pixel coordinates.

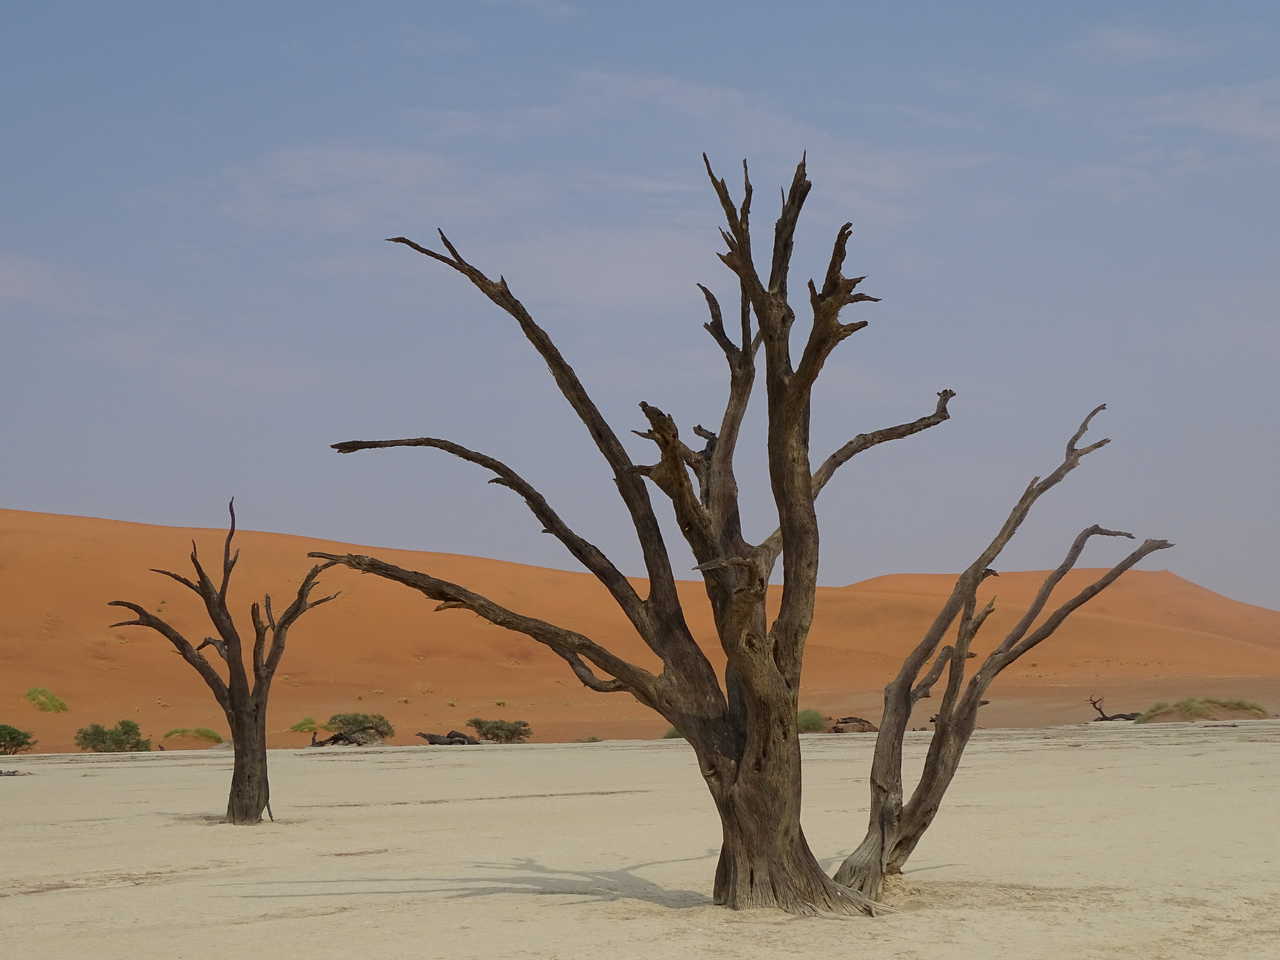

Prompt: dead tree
[1088,695,1140,721]
[312,156,961,914]
[833,411,1172,899]
[108,502,337,824]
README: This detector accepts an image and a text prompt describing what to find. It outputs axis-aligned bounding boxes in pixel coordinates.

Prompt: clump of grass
[467,718,532,743]
[796,709,826,733]
[24,688,68,713]
[162,727,224,744]
[575,735,603,743]
[327,713,394,738]
[1136,697,1268,723]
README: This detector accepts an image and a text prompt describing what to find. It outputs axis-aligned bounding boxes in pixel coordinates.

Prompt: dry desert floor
[4,722,1279,960]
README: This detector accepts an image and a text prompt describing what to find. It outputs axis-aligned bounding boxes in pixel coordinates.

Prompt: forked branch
[892,404,1122,690]
[109,503,337,707]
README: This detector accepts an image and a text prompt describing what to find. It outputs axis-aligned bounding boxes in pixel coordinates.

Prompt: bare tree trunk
[883,713,972,874]
[831,683,909,898]
[690,683,864,913]
[708,753,854,912]
[834,698,975,898]
[226,710,271,824]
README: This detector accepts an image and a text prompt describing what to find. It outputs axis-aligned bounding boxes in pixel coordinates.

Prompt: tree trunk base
[714,825,872,915]
[832,834,892,903]
[225,735,270,825]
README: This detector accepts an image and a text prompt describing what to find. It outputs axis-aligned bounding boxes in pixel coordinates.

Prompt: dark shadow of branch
[229,851,719,909]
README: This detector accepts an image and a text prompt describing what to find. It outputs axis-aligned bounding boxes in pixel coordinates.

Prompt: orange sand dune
[2,508,1277,751]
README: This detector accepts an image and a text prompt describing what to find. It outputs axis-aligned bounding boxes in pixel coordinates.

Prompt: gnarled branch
[108,601,231,711]
[307,550,662,710]
[330,435,646,632]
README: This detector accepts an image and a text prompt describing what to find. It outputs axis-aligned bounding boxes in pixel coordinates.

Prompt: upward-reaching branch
[813,390,956,496]
[892,404,1119,689]
[758,389,957,568]
[385,233,688,627]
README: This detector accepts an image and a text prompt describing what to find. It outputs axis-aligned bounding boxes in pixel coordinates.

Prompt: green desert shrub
[24,688,68,713]
[0,724,37,755]
[74,720,151,753]
[325,713,394,739]
[796,709,827,733]
[662,727,684,739]
[162,727,224,744]
[289,717,320,734]
[467,718,532,743]
[1136,697,1267,723]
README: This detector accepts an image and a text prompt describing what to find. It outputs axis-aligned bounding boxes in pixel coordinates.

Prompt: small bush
[74,720,151,753]
[576,735,603,743]
[663,727,684,739]
[24,688,68,713]
[467,718,532,743]
[289,717,320,734]
[162,727,223,744]
[326,713,394,739]
[0,724,36,755]
[796,709,826,733]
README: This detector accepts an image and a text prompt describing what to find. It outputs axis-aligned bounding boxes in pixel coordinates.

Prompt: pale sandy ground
[4,722,1278,960]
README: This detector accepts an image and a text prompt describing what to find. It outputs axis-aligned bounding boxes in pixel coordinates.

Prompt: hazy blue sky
[3,2,1278,607]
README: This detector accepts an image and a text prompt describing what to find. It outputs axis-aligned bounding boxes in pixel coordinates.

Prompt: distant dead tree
[311,156,1167,914]
[833,416,1171,900]
[109,502,337,824]
[1087,695,1141,721]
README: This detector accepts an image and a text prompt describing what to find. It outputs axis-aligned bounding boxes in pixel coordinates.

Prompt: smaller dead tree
[835,408,1172,899]
[1088,696,1140,721]
[108,502,337,824]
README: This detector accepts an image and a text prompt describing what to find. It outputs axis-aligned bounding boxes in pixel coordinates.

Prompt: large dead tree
[109,503,337,824]
[311,157,1165,914]
[312,156,955,915]
[833,411,1172,899]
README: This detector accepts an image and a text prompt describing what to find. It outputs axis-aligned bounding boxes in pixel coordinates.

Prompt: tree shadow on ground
[230,851,718,909]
